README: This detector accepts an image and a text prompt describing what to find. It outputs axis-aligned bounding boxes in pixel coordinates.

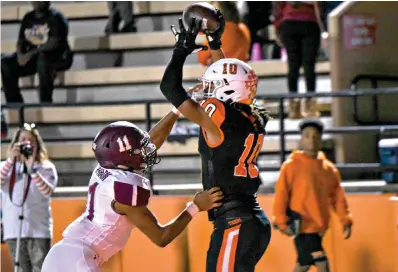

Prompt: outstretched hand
[171,17,208,55]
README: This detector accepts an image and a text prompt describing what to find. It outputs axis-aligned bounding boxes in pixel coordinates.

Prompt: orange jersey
[197,22,251,66]
[272,151,353,234]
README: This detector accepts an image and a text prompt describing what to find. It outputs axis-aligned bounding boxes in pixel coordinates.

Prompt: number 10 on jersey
[234,134,264,178]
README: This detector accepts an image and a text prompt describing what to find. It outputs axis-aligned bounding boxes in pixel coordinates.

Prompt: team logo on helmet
[193,58,258,105]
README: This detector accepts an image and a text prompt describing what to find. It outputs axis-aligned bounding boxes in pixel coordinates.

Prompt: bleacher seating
[1,31,190,54]
[3,101,331,125]
[1,135,334,161]
[0,60,330,89]
[0,1,333,186]
[1,1,195,22]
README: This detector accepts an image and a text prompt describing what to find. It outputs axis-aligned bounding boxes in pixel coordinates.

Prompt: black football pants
[206,211,271,272]
[279,20,321,93]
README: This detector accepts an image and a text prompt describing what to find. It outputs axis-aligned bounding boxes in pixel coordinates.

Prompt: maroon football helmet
[92,121,158,171]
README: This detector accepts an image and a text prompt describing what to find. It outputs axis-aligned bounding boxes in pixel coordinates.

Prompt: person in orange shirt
[197,1,251,66]
[273,119,353,272]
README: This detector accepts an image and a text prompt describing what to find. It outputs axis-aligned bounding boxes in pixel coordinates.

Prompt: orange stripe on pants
[216,224,241,272]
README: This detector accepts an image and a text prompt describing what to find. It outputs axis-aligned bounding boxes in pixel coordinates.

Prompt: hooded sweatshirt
[273,150,353,234]
[197,22,251,66]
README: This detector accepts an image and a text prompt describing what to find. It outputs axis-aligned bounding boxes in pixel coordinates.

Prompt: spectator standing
[1,1,73,104]
[197,1,251,66]
[1,124,58,272]
[273,119,353,272]
[105,1,137,34]
[273,1,327,119]
[239,1,273,59]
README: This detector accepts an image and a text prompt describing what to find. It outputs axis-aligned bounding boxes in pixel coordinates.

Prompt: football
[182,2,222,34]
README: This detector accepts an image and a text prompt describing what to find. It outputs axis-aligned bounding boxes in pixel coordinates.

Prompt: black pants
[243,2,272,45]
[294,233,325,266]
[279,20,321,93]
[1,52,72,103]
[206,211,271,272]
[106,1,136,34]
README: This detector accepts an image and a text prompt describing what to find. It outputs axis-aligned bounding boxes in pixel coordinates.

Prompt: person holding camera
[0,123,58,272]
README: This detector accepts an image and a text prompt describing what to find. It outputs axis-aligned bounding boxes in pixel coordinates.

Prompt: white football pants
[41,239,101,272]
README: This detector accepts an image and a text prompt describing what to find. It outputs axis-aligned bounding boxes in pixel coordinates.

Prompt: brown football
[182,2,221,34]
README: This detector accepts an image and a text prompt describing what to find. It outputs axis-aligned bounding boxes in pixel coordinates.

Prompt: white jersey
[1,159,58,240]
[62,164,152,264]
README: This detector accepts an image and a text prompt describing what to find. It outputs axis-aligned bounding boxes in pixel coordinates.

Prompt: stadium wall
[2,194,397,272]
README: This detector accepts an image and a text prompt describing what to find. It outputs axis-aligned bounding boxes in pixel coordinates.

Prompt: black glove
[204,8,225,50]
[171,17,208,55]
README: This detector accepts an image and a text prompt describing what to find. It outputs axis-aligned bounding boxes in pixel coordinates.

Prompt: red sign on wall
[343,14,377,49]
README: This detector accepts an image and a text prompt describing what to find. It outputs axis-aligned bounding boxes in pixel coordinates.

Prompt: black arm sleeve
[159,49,191,108]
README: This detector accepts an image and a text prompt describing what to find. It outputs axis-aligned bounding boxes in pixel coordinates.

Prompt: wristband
[186,202,199,217]
[172,106,181,116]
[209,40,222,50]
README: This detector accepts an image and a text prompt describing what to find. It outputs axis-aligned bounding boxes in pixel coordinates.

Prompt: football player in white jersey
[42,118,223,272]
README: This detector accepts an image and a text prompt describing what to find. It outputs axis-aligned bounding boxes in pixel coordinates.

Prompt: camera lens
[20,144,33,157]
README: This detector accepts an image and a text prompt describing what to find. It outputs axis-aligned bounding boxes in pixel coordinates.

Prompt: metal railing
[2,87,398,182]
[351,75,398,125]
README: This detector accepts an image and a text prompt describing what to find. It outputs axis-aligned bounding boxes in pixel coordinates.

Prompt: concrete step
[69,49,200,70]
[4,116,333,141]
[1,1,191,23]
[1,76,332,104]
[6,122,146,139]
[1,15,181,40]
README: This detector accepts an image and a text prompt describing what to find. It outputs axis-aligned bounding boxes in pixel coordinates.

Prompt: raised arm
[1,143,21,186]
[149,84,206,149]
[148,111,179,150]
[0,158,14,186]
[159,18,222,146]
[30,162,58,198]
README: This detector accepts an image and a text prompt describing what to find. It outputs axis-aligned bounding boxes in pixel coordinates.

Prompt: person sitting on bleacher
[1,1,73,104]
